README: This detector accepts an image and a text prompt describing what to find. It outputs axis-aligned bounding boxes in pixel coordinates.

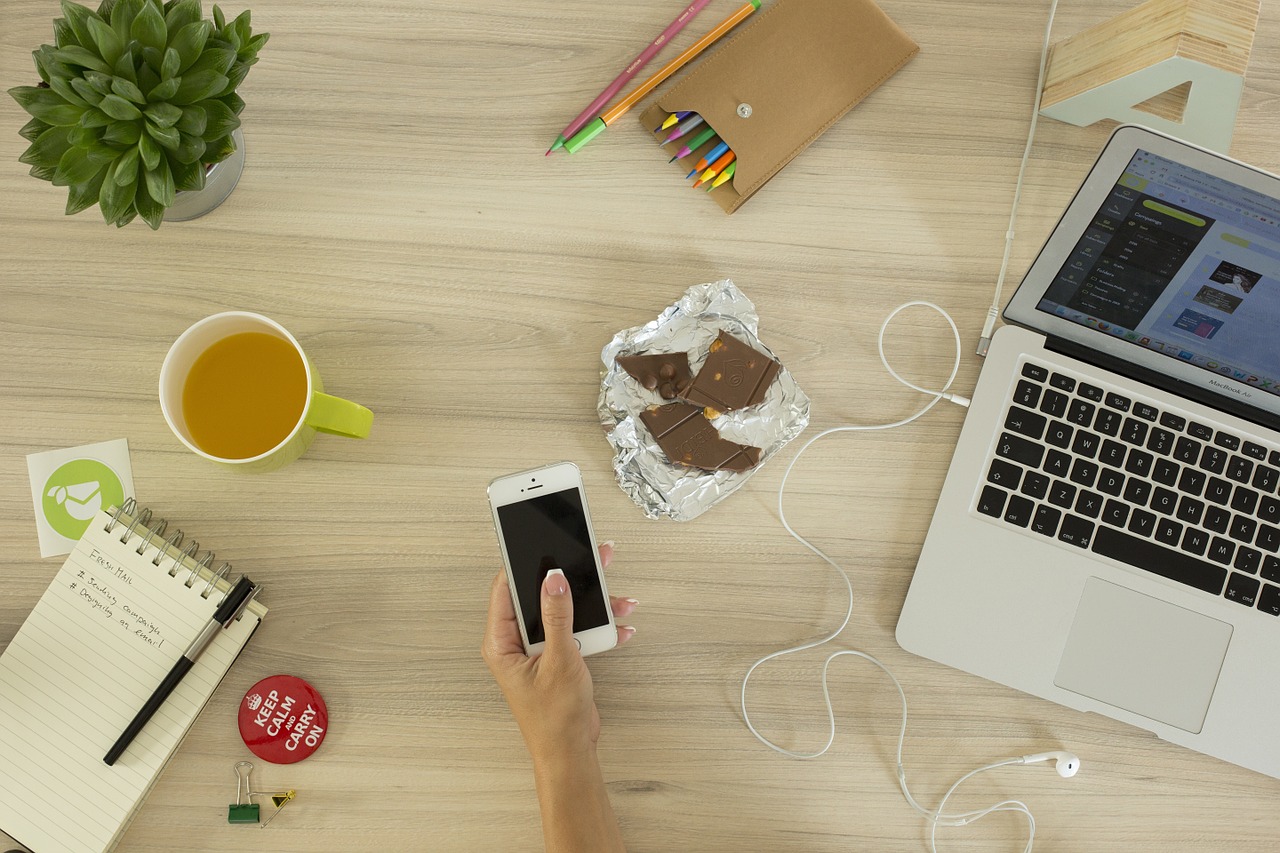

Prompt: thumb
[540,568,576,657]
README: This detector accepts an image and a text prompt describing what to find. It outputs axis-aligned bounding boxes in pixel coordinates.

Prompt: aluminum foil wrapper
[598,280,810,521]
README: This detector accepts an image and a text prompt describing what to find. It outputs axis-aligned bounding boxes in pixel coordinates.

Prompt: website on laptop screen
[1036,149,1280,400]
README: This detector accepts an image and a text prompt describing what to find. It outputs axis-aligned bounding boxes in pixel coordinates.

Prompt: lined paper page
[0,510,263,853]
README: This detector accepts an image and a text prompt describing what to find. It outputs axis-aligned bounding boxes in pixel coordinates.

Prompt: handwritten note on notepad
[0,508,266,853]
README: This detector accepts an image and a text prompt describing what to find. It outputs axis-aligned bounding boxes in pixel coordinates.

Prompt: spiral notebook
[0,501,268,853]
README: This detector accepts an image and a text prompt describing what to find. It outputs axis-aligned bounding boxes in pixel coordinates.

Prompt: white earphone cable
[740,302,1040,852]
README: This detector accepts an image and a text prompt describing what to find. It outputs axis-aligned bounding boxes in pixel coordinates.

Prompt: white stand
[1038,0,1260,153]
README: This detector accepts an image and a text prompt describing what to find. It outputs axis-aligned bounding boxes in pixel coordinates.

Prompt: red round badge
[238,674,328,764]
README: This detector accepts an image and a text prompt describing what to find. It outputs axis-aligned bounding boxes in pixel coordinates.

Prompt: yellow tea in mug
[182,332,308,459]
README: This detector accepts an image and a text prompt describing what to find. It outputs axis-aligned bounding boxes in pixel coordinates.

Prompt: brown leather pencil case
[639,0,918,213]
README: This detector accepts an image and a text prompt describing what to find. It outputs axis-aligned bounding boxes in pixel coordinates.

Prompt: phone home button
[573,638,582,651]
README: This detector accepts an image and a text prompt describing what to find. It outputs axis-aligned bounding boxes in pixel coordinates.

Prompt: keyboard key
[1174,436,1201,464]
[1182,527,1209,556]
[1078,383,1104,402]
[1022,362,1049,382]
[1013,379,1042,408]
[1031,505,1061,536]
[1178,467,1206,496]
[1242,441,1267,461]
[1225,572,1260,606]
[1093,409,1122,437]
[1272,450,1280,466]
[1075,490,1103,519]
[1123,478,1152,507]
[1156,518,1183,546]
[1259,495,1280,524]
[1067,399,1095,427]
[1200,446,1228,475]
[1146,427,1174,456]
[1005,406,1047,440]
[1133,403,1158,421]
[1040,389,1069,418]
[1258,524,1280,553]
[1231,487,1259,515]
[1050,373,1076,392]
[1020,470,1050,500]
[1208,537,1235,565]
[1121,417,1149,445]
[996,432,1044,468]
[1124,450,1153,478]
[1045,421,1073,449]
[1044,449,1071,478]
[1069,458,1098,488]
[1263,556,1280,583]
[1071,430,1101,459]
[1176,495,1205,526]
[1097,468,1124,496]
[977,485,1007,518]
[1215,432,1241,452]
[1152,458,1179,486]
[1151,487,1178,515]
[1059,514,1094,548]
[1235,547,1261,574]
[1004,495,1035,528]
[1258,583,1280,616]
[1204,477,1232,505]
[1231,515,1257,544]
[1128,508,1156,537]
[1160,412,1187,431]
[1105,392,1131,412]
[987,459,1022,488]
[1093,526,1226,595]
[1049,480,1077,509]
[1203,505,1230,534]
[1226,455,1253,484]
[1253,465,1278,493]
[1189,421,1214,441]
[1102,499,1129,528]
[1099,439,1127,467]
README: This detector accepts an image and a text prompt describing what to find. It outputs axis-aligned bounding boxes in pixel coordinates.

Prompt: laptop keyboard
[977,359,1280,618]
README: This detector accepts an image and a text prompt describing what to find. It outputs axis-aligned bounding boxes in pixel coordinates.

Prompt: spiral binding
[104,498,260,615]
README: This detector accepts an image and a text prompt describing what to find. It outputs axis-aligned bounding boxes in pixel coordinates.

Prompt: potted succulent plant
[9,0,268,229]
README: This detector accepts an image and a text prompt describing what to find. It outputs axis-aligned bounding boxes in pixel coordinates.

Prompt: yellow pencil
[707,160,737,191]
[693,151,735,188]
[564,0,762,154]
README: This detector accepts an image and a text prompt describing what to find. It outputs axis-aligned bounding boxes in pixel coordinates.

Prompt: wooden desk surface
[2,1,1278,850]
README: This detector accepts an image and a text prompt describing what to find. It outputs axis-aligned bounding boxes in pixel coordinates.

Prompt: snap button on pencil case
[641,0,918,213]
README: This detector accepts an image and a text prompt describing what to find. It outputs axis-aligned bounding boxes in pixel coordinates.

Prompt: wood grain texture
[1,1,1278,850]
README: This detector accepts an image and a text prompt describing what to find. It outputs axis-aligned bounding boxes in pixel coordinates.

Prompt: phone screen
[495,486,609,645]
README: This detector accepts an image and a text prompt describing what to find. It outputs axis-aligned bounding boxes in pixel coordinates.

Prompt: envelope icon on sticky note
[47,481,103,522]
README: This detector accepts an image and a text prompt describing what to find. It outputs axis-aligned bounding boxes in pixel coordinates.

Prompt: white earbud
[1019,750,1081,778]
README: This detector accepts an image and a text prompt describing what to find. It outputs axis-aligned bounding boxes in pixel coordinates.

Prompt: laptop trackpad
[1054,578,1232,734]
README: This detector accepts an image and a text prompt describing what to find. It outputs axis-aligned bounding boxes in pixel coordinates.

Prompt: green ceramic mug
[159,312,372,471]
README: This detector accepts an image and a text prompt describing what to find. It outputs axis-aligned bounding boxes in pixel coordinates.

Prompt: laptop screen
[1034,148,1280,401]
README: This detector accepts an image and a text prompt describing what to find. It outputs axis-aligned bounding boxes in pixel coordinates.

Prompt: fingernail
[620,625,637,641]
[601,540,615,550]
[544,568,568,596]
[624,598,639,606]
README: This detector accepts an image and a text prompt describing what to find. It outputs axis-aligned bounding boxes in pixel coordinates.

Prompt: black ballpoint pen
[104,575,258,766]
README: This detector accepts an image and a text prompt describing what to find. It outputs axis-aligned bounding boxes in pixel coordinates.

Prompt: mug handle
[305,392,373,438]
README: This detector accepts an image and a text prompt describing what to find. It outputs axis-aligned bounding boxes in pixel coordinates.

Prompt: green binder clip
[229,761,260,824]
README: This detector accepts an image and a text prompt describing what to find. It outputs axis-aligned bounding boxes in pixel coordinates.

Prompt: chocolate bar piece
[639,402,761,472]
[616,352,693,400]
[683,330,780,413]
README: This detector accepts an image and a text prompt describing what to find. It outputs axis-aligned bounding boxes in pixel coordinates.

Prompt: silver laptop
[897,125,1280,779]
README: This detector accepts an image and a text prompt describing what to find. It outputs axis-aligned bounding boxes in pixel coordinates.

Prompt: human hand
[482,543,637,764]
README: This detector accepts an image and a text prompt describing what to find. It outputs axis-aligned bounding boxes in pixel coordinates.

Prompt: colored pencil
[669,126,718,161]
[563,0,762,154]
[693,150,736,188]
[546,0,715,155]
[658,110,692,131]
[687,141,729,177]
[706,160,736,190]
[663,113,705,144]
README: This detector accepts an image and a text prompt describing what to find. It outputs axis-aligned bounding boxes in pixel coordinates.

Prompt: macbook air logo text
[1208,378,1252,398]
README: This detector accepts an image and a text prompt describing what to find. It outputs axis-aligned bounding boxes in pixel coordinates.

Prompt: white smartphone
[487,461,617,657]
